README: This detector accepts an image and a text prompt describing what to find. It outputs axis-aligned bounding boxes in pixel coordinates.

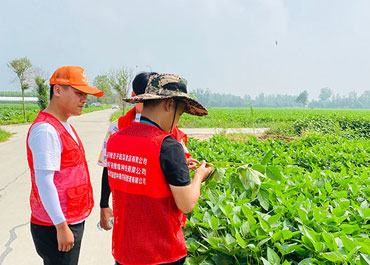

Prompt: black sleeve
[160,136,191,186]
[100,167,111,208]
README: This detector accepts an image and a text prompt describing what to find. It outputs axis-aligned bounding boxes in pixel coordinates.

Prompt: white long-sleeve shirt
[28,121,79,225]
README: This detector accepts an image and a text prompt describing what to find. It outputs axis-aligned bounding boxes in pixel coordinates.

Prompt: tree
[295,90,309,107]
[35,76,49,110]
[7,57,33,121]
[188,91,197,100]
[93,75,113,104]
[108,68,133,114]
[319,87,333,101]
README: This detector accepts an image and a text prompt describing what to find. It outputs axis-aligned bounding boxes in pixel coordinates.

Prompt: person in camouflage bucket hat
[108,74,213,265]
[124,73,208,117]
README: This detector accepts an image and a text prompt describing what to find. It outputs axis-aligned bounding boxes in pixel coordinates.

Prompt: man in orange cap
[26,66,103,265]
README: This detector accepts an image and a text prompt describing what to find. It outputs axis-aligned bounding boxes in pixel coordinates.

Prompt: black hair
[132,72,157,95]
[49,85,54,100]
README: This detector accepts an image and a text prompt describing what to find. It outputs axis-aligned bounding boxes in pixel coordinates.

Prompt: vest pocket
[66,184,89,219]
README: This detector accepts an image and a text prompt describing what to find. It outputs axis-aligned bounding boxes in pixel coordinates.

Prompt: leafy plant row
[294,117,370,139]
[184,134,370,265]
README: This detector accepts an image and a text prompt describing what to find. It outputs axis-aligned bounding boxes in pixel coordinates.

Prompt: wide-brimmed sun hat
[123,73,208,116]
[49,66,104,97]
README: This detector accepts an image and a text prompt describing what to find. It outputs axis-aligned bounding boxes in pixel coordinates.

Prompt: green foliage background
[0,103,111,125]
[184,133,370,265]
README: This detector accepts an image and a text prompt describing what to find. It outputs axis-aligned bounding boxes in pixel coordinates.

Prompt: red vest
[117,107,136,131]
[26,111,94,225]
[107,123,187,265]
[118,108,191,158]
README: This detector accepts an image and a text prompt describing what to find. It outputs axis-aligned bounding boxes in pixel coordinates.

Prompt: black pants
[30,221,85,265]
[115,257,186,265]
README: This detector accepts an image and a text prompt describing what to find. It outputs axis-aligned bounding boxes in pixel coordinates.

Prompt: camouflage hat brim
[124,93,208,116]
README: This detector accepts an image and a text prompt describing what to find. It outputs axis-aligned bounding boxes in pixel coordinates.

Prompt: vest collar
[140,116,163,131]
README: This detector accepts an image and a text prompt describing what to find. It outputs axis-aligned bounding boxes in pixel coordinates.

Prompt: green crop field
[178,107,370,127]
[112,107,370,138]
[0,103,111,125]
[184,131,370,264]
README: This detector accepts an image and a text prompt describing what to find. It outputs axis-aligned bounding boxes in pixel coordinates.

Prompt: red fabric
[27,111,94,225]
[107,123,187,265]
[117,108,136,131]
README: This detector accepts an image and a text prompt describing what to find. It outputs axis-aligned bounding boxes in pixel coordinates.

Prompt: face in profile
[57,85,87,116]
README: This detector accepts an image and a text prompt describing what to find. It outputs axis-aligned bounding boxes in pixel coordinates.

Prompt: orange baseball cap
[49,66,104,97]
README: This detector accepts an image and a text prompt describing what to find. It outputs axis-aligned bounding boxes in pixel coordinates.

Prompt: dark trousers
[30,221,85,265]
[115,257,186,265]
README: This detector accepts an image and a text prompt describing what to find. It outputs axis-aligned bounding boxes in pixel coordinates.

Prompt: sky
[1,0,370,99]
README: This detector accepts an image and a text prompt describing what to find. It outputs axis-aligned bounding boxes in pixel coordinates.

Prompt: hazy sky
[1,0,370,99]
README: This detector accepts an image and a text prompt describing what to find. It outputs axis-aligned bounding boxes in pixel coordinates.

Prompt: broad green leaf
[282,230,293,240]
[297,258,313,265]
[224,233,236,247]
[203,211,211,223]
[261,257,273,265]
[210,215,219,230]
[266,166,282,181]
[340,223,360,234]
[360,200,369,210]
[325,181,333,193]
[363,208,370,219]
[351,183,360,194]
[257,237,271,248]
[252,164,266,174]
[241,205,253,217]
[209,167,225,182]
[235,233,246,248]
[272,231,283,242]
[340,236,356,253]
[322,231,336,251]
[207,189,219,205]
[261,150,274,165]
[268,214,281,225]
[313,242,325,252]
[321,251,345,262]
[257,215,271,232]
[257,189,270,211]
[240,221,249,237]
[267,247,281,265]
[205,237,223,248]
[297,209,308,223]
[332,207,346,217]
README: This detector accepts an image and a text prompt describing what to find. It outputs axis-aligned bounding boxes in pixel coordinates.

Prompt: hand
[100,207,114,230]
[55,222,74,252]
[194,160,214,182]
[186,157,200,170]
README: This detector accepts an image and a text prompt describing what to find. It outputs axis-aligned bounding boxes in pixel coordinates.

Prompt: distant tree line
[192,88,370,109]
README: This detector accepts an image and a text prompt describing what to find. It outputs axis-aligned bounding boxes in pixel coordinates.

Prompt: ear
[163,99,174,112]
[53,85,63,98]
